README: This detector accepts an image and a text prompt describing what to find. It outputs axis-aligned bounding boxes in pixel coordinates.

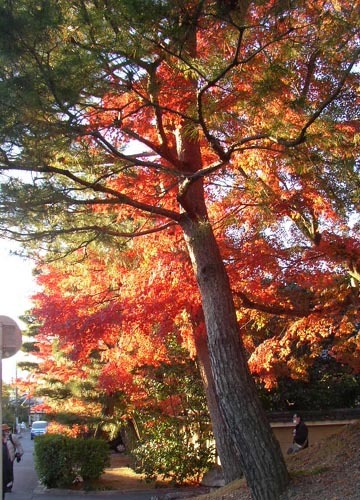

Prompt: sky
[0,240,37,383]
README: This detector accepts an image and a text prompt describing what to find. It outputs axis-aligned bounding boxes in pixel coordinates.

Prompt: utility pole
[14,362,19,433]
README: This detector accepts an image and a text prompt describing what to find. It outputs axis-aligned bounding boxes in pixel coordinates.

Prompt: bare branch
[276,48,360,147]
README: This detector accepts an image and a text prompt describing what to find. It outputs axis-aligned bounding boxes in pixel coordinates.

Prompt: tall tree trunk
[174,5,288,495]
[181,217,289,500]
[194,326,243,483]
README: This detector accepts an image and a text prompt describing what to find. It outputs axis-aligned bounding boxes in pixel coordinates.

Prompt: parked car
[30,421,48,440]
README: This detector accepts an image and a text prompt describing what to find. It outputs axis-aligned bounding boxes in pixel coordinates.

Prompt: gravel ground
[75,422,360,500]
[190,421,360,500]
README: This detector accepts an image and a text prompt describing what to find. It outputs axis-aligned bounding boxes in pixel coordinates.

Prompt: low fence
[268,408,360,455]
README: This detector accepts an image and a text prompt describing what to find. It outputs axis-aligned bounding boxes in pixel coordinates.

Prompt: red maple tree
[1,2,359,497]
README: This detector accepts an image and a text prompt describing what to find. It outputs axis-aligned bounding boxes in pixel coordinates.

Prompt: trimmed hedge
[34,434,110,488]
[76,438,110,481]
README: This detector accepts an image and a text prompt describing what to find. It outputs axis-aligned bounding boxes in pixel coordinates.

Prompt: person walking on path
[2,424,24,493]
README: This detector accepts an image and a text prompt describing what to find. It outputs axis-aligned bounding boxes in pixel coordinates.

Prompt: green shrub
[258,358,360,411]
[130,336,216,485]
[132,419,215,485]
[34,434,110,488]
[34,434,76,488]
[75,438,110,480]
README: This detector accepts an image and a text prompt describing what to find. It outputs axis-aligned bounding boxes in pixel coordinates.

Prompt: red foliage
[24,0,359,401]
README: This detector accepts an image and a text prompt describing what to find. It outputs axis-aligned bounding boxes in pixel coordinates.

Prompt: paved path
[5,430,38,498]
[6,431,204,500]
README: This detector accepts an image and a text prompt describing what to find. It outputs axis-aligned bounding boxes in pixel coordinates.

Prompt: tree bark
[181,217,289,500]
[175,102,288,496]
[194,326,243,483]
[172,3,288,495]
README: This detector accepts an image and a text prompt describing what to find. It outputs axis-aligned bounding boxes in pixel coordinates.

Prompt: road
[6,431,199,500]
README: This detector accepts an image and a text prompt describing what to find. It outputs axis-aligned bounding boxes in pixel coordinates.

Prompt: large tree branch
[299,49,321,102]
[90,130,185,173]
[1,221,177,242]
[0,162,181,222]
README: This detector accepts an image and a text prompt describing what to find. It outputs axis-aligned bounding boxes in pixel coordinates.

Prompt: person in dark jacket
[287,414,309,454]
[2,424,24,493]
[2,432,12,499]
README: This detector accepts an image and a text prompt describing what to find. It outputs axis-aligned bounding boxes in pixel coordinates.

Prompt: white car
[30,421,48,440]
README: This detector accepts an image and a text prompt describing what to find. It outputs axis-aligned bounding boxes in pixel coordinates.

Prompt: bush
[75,438,110,481]
[132,419,215,485]
[34,434,110,488]
[258,358,360,411]
[34,434,76,488]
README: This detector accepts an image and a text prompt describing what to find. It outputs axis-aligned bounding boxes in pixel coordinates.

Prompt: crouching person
[287,414,309,455]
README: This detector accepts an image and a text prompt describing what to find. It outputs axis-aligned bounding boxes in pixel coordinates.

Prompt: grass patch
[291,466,330,477]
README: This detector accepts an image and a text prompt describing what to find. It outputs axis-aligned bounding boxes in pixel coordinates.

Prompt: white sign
[0,315,22,358]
